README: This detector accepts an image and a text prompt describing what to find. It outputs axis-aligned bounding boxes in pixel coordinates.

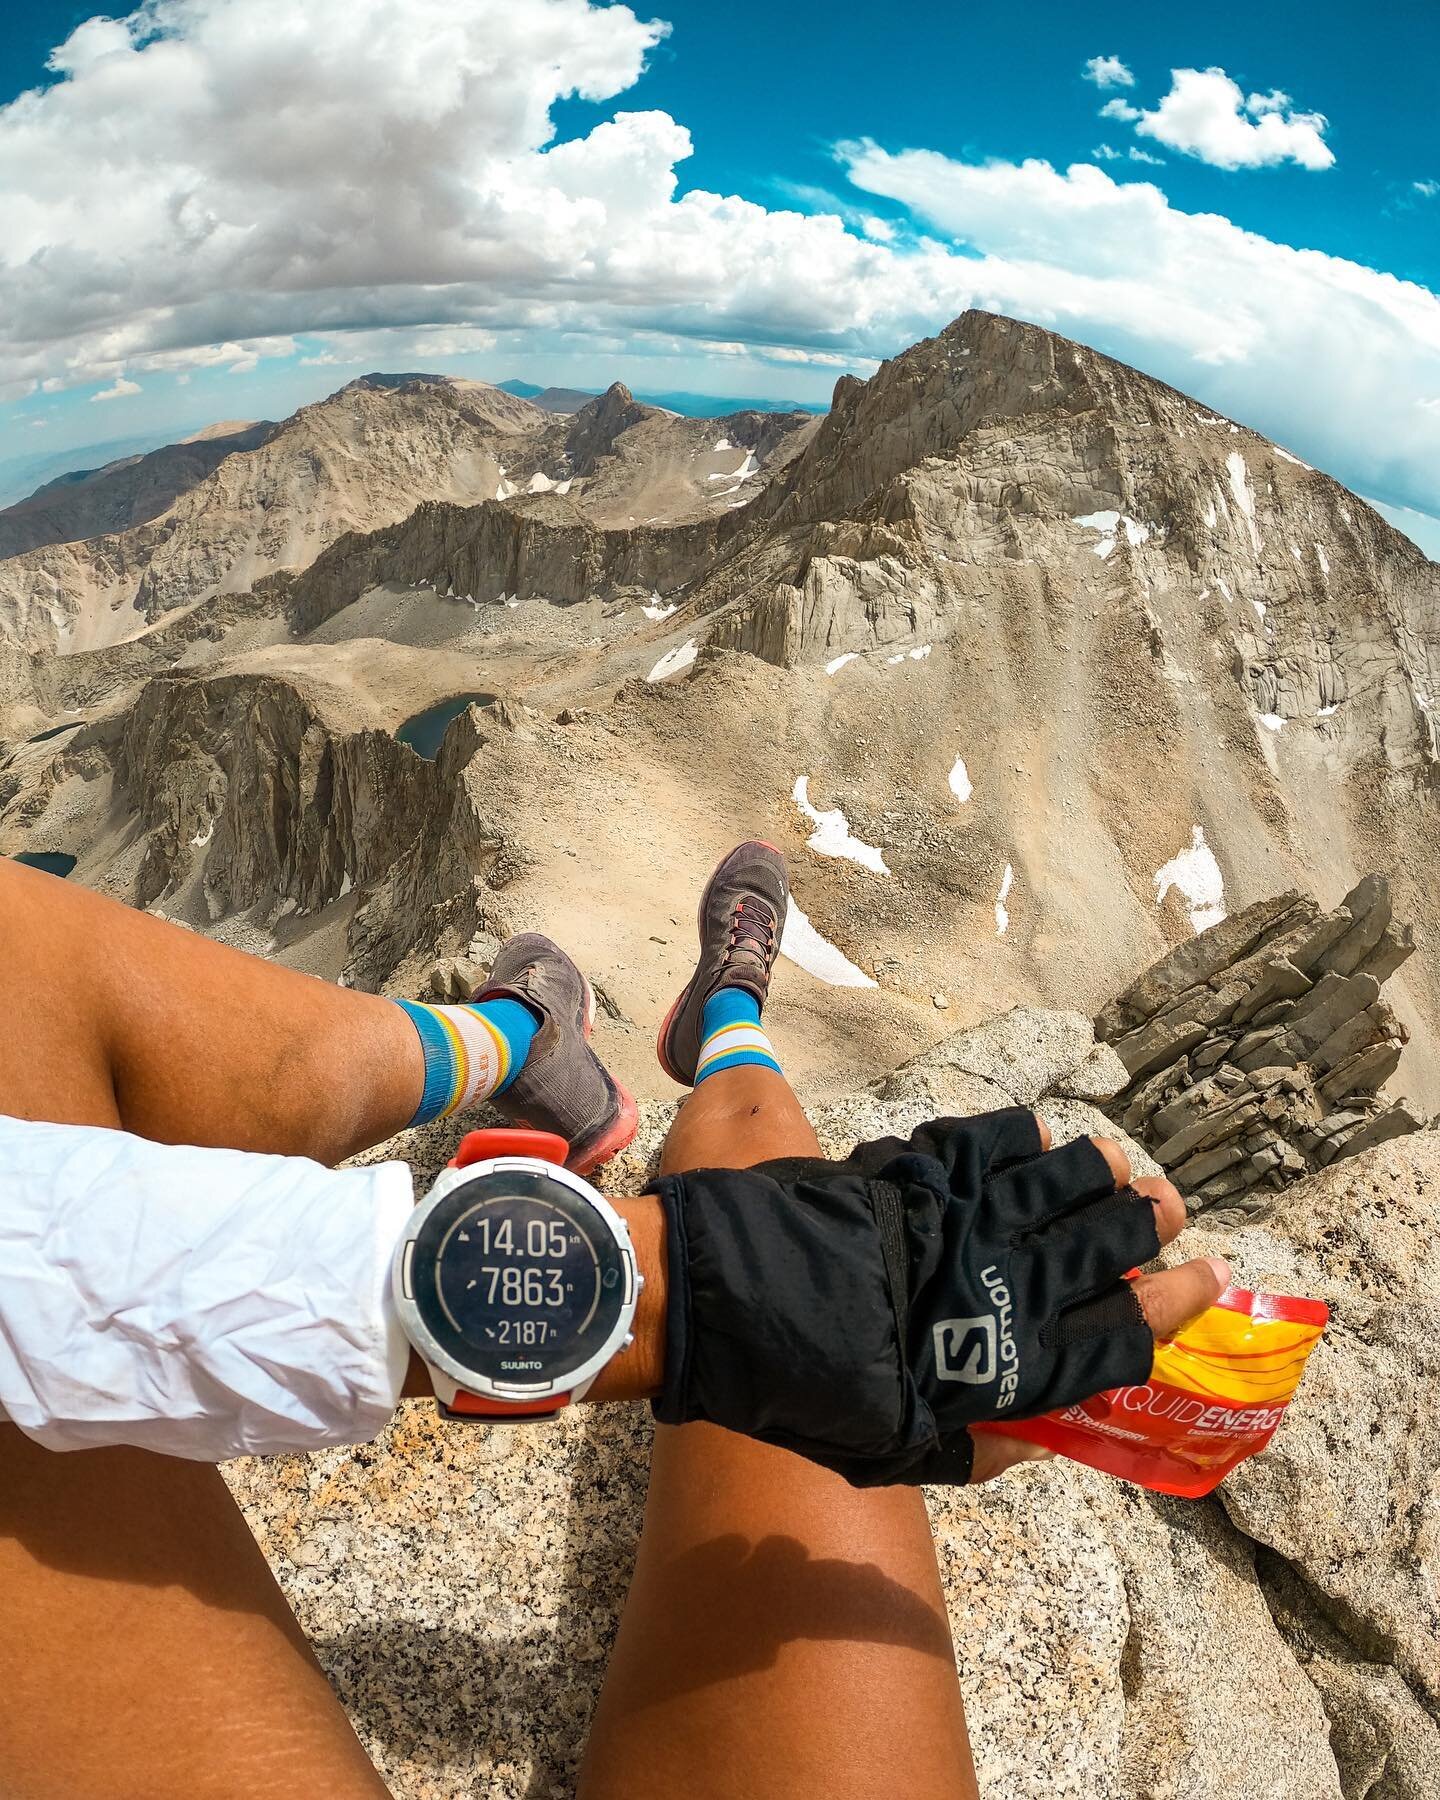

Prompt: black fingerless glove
[651,1108,1159,1486]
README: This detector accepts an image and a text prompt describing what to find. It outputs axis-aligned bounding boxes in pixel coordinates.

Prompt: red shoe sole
[568,1081,640,1176]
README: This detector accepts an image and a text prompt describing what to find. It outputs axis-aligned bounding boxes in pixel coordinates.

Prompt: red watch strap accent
[450,1127,571,1169]
[444,1389,572,1419]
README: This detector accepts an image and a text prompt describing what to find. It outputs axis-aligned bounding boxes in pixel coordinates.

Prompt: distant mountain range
[497,378,828,418]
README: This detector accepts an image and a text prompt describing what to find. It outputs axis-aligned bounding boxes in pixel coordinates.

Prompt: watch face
[409,1167,628,1387]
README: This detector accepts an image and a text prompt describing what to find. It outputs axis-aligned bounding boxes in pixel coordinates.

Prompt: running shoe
[475,933,638,1175]
[657,841,789,1086]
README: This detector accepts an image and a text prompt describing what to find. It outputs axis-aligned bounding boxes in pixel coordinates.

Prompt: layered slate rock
[1098,876,1424,1210]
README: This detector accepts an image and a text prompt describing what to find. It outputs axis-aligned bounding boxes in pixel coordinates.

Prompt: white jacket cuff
[0,1116,415,1461]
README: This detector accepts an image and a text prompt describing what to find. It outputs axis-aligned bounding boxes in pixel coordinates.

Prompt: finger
[1132,1257,1231,1340]
[1090,1135,1132,1191]
[1132,1174,1186,1247]
[983,1134,1118,1230]
[967,1430,1055,1485]
[1034,1115,1053,1153]
[1029,1187,1162,1306]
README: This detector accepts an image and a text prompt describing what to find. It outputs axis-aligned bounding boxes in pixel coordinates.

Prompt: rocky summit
[2,308,1438,1794]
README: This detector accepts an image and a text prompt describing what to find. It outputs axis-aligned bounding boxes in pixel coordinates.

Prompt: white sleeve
[0,1115,415,1461]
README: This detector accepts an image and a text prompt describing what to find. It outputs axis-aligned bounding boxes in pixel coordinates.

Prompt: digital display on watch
[409,1168,627,1386]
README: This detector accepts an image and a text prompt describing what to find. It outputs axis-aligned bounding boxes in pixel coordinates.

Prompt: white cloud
[0,0,973,400]
[90,375,140,401]
[842,144,1440,515]
[1100,97,1141,123]
[1128,147,1164,166]
[1083,56,1135,90]
[1093,144,1120,162]
[1415,180,1439,199]
[1135,68,1334,170]
[1,0,1435,526]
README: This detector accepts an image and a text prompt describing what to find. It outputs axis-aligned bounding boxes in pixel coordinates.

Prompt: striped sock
[694,987,783,1085]
[396,997,540,1126]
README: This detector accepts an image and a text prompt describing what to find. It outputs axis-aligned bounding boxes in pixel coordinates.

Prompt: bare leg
[0,858,419,1159]
[580,1065,980,1800]
[0,862,411,1798]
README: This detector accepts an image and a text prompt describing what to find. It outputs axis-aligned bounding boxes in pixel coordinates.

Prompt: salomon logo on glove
[651,1108,1160,1486]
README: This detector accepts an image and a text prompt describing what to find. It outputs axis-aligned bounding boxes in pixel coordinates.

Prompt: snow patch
[712,437,733,452]
[1259,712,1286,731]
[885,645,932,665]
[948,757,973,803]
[1290,544,1302,561]
[1202,500,1217,528]
[1317,704,1339,718]
[527,471,555,493]
[792,776,890,876]
[1226,453,1261,552]
[554,479,572,496]
[1252,600,1267,621]
[1275,448,1313,470]
[1315,542,1330,576]
[994,864,1014,937]
[495,477,517,500]
[825,652,858,675]
[641,595,678,621]
[1216,578,1234,603]
[708,452,758,483]
[190,822,214,848]
[1073,510,1151,558]
[780,901,876,988]
[646,640,698,682]
[1154,826,1226,934]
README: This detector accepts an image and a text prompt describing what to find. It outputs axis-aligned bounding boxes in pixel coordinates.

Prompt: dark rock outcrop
[1099,876,1423,1209]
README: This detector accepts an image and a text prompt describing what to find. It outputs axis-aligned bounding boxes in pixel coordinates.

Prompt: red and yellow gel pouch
[976,1283,1329,1497]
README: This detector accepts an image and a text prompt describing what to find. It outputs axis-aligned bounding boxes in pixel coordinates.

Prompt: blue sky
[1,0,1437,548]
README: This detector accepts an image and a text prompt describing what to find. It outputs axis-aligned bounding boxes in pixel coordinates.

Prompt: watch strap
[442,1389,573,1421]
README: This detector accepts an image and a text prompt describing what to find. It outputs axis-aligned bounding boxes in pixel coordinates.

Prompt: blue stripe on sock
[478,997,540,1095]
[397,999,456,1126]
[701,987,762,1036]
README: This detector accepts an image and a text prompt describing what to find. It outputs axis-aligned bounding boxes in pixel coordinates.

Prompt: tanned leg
[0,861,407,1799]
[579,1064,981,1800]
[0,857,420,1158]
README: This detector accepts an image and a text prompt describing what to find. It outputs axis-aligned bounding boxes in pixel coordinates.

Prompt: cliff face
[708,312,1438,779]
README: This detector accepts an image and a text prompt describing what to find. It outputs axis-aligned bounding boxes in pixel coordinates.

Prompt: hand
[651,1108,1229,1487]
[967,1118,1228,1485]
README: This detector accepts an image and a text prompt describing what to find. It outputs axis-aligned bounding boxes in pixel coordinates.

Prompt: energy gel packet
[975,1283,1328,1497]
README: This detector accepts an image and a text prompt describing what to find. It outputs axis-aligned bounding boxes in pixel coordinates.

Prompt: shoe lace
[726,897,777,973]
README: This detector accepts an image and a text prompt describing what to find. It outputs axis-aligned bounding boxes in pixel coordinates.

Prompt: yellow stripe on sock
[434,1008,470,1117]
[696,1023,774,1074]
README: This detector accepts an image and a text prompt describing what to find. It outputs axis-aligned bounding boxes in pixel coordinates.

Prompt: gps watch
[393,1127,642,1420]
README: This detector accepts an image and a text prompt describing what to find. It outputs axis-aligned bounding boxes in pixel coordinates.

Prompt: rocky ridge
[0,419,274,560]
[1100,876,1425,1209]
[0,377,814,658]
